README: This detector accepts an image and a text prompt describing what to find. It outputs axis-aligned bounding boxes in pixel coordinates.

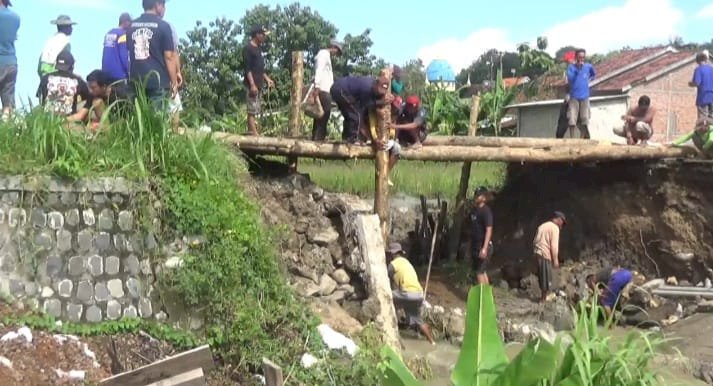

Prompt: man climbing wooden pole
[375,67,393,241]
[448,94,481,261]
[288,51,304,173]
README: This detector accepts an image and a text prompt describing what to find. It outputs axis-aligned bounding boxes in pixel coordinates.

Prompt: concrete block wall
[0,176,160,323]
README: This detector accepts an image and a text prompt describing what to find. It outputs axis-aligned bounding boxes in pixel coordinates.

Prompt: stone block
[128,234,143,253]
[97,209,114,231]
[67,256,85,276]
[24,282,37,297]
[47,211,64,230]
[111,194,125,205]
[118,211,133,231]
[31,209,47,229]
[34,230,54,251]
[76,230,94,253]
[66,303,83,323]
[108,279,124,298]
[96,232,112,252]
[56,229,72,253]
[57,279,73,298]
[60,192,77,206]
[126,278,140,299]
[331,269,351,285]
[94,282,110,302]
[105,256,120,276]
[155,311,167,322]
[2,192,19,205]
[65,209,80,227]
[318,274,338,296]
[44,299,62,318]
[123,305,138,319]
[145,234,158,251]
[88,255,103,276]
[139,298,153,318]
[85,305,102,323]
[45,255,63,279]
[76,280,94,304]
[139,259,152,276]
[82,209,95,226]
[8,208,26,228]
[9,279,24,297]
[106,300,121,320]
[41,286,54,298]
[0,208,4,224]
[46,193,60,207]
[113,234,127,252]
[94,194,109,205]
[124,255,140,275]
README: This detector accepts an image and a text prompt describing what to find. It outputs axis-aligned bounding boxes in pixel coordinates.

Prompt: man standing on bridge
[689,52,713,120]
[566,49,595,139]
[244,25,275,136]
[533,212,566,303]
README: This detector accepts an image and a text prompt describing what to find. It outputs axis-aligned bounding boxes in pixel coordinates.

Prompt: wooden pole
[423,216,439,302]
[288,51,304,173]
[448,95,481,261]
[422,136,600,147]
[262,358,284,386]
[375,68,392,241]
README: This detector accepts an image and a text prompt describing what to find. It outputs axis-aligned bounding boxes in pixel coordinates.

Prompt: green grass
[300,159,506,200]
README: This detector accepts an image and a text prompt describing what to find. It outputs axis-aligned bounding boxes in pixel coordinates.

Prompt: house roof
[502,76,530,88]
[506,95,628,109]
[592,50,695,91]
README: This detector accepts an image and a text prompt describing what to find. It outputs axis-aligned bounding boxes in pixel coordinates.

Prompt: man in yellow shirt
[386,243,436,345]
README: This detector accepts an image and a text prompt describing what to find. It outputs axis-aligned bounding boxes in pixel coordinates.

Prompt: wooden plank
[375,67,392,241]
[100,345,214,386]
[146,368,205,386]
[423,136,600,148]
[262,358,284,386]
[288,51,304,173]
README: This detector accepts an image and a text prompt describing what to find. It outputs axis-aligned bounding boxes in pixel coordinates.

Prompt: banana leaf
[494,338,559,386]
[451,285,508,386]
[379,346,424,386]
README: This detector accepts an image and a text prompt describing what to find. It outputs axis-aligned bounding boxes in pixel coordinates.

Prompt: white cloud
[416,28,514,72]
[41,0,113,10]
[697,3,713,19]
[542,0,683,55]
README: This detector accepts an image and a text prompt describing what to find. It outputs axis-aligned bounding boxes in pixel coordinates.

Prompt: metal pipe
[652,290,713,298]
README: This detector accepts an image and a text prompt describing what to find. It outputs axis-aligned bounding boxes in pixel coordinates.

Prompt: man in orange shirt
[533,212,566,303]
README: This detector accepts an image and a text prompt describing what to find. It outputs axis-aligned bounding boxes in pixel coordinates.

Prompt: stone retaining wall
[0,176,159,323]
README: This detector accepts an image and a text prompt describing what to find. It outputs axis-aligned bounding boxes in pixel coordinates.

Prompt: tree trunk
[374,68,392,242]
[423,136,600,148]
[288,51,304,173]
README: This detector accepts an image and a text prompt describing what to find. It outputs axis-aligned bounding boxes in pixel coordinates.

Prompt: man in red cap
[392,95,428,149]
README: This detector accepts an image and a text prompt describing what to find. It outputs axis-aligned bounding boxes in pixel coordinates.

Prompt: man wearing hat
[244,25,275,136]
[533,211,566,303]
[386,242,436,345]
[37,51,90,118]
[38,15,76,78]
[0,0,19,120]
[311,39,342,140]
[102,13,132,83]
[469,187,494,285]
[392,95,428,149]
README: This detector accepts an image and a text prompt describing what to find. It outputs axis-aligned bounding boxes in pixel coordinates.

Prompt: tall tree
[517,38,555,78]
[400,59,427,97]
[456,49,521,86]
[554,45,578,62]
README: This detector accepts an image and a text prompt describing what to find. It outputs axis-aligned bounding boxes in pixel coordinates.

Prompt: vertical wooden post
[288,51,304,173]
[262,358,284,386]
[375,68,392,242]
[448,94,481,261]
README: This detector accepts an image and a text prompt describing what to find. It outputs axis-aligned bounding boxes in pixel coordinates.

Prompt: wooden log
[288,51,304,173]
[145,368,205,386]
[217,133,697,163]
[100,345,214,386]
[262,358,284,386]
[375,68,392,241]
[448,95,481,261]
[423,136,600,148]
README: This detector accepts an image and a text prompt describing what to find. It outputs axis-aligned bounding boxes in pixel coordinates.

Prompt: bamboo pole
[423,136,600,148]
[288,51,304,173]
[375,68,392,241]
[448,95,481,261]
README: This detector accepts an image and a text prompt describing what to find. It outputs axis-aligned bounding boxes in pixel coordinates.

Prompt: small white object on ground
[53,334,80,345]
[1,327,33,343]
[254,374,266,385]
[706,279,712,289]
[422,300,432,310]
[0,356,12,368]
[55,369,85,380]
[199,125,212,133]
[317,324,359,357]
[301,353,319,368]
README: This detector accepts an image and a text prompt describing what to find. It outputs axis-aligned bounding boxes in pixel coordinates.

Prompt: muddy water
[401,331,706,386]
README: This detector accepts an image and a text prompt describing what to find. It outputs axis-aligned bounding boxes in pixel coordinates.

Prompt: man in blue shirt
[566,49,596,139]
[689,52,713,120]
[0,0,20,119]
[102,13,131,83]
[330,75,392,143]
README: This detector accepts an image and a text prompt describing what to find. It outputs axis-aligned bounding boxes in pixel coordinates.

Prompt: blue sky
[9,0,713,104]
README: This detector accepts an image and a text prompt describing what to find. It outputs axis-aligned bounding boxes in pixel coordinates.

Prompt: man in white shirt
[312,40,342,140]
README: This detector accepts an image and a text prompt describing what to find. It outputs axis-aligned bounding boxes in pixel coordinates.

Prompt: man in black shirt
[244,25,275,136]
[469,187,494,285]
[68,69,128,129]
[38,51,89,117]
[127,0,177,109]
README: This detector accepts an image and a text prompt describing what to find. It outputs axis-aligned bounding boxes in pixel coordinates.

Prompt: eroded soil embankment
[494,160,713,286]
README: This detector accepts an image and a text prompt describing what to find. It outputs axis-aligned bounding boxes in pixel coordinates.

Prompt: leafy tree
[554,45,578,62]
[180,3,382,121]
[456,49,521,86]
[517,38,555,78]
[400,59,427,97]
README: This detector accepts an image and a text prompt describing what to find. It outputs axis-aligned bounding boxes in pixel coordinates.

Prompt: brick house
[508,46,699,142]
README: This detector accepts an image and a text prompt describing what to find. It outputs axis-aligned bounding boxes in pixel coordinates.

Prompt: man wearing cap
[586,266,633,321]
[533,212,566,303]
[127,0,178,108]
[0,0,19,120]
[469,187,494,285]
[37,51,90,118]
[392,95,428,149]
[244,25,275,136]
[311,40,342,140]
[386,242,436,345]
[331,75,393,143]
[102,13,131,83]
[38,15,76,78]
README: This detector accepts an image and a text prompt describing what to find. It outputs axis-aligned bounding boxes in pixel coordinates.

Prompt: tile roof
[593,50,694,91]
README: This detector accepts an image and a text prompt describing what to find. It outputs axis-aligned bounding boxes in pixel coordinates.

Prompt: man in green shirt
[671,117,713,157]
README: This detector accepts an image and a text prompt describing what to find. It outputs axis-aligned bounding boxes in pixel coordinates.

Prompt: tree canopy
[456,49,522,87]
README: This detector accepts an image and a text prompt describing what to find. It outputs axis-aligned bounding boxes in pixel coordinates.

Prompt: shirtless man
[614,95,655,145]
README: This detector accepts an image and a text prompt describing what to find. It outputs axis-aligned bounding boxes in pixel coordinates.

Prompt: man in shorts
[244,25,274,136]
[386,242,436,345]
[566,49,595,138]
[587,267,633,321]
[469,187,493,285]
[689,52,713,120]
[613,95,655,145]
[533,211,566,303]
[0,0,20,120]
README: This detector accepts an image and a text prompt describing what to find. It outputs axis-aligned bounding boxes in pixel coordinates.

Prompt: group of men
[0,0,183,129]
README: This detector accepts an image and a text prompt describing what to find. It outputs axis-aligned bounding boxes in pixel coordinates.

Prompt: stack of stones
[0,177,159,323]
